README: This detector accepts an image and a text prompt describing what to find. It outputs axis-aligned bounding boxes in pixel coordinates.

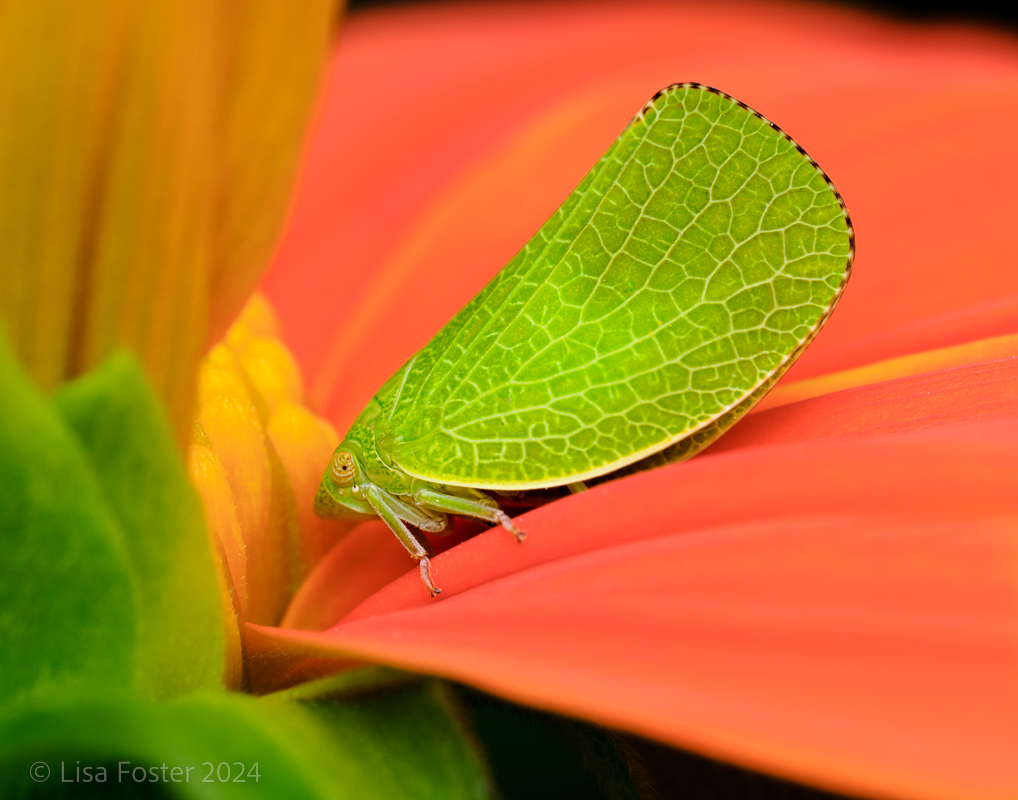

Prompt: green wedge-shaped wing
[384,83,853,489]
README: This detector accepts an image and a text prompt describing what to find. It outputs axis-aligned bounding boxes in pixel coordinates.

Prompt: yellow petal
[187,435,245,689]
[226,292,283,342]
[191,294,348,651]
[233,337,305,415]
[0,0,340,448]
[205,0,341,347]
[267,401,350,570]
[188,440,248,620]
[197,343,303,626]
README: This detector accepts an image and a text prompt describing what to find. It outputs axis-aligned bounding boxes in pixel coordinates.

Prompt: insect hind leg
[414,486,526,542]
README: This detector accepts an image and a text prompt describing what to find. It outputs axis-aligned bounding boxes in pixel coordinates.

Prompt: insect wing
[385,84,853,489]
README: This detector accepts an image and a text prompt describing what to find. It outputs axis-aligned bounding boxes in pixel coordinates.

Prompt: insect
[314,83,854,595]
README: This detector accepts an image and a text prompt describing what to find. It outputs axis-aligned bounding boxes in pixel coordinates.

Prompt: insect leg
[414,487,526,542]
[383,492,448,533]
[364,484,441,596]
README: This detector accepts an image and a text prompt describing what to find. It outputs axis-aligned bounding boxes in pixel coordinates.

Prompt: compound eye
[330,450,357,487]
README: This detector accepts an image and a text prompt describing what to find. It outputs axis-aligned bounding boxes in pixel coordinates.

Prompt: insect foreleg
[414,486,526,542]
[364,484,441,596]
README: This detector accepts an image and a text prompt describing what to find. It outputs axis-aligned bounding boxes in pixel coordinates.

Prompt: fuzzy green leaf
[53,353,224,698]
[0,682,491,799]
[0,329,136,710]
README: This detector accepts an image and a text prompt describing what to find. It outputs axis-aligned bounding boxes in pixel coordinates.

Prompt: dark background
[346,0,1018,31]
[849,0,1017,28]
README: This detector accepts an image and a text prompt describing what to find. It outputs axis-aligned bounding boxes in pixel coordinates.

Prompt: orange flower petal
[262,1,1018,414]
[254,2,1018,796]
[249,417,1018,800]
[353,418,1018,620]
[788,294,1018,382]
[279,521,414,632]
[758,333,1018,411]
[719,354,1018,453]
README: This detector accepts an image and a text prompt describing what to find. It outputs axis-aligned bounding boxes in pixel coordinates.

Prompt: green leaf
[292,679,492,800]
[0,328,136,710]
[52,352,224,699]
[264,666,421,702]
[0,683,492,799]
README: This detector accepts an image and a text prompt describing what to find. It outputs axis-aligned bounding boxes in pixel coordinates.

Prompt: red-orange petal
[249,416,1018,800]
[262,1,1018,424]
[279,521,411,632]
[718,354,1018,454]
[253,3,1018,796]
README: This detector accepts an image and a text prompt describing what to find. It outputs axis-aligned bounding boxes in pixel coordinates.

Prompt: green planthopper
[314,83,854,595]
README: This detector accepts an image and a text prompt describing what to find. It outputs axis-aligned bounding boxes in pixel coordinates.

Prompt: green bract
[315,83,854,594]
[0,332,494,798]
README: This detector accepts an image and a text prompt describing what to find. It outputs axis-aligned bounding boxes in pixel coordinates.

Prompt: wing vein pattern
[379,84,853,489]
